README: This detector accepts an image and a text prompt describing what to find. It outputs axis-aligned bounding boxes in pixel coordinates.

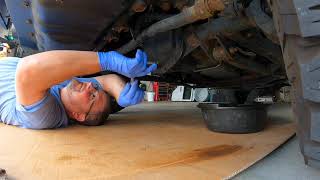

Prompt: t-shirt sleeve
[15,92,68,129]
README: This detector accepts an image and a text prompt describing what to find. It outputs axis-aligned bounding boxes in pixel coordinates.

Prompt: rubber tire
[285,36,320,168]
[271,1,320,168]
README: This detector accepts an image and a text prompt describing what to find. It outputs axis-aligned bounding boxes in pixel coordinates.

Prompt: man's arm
[94,74,126,102]
[16,50,100,106]
[95,74,144,107]
[16,49,155,107]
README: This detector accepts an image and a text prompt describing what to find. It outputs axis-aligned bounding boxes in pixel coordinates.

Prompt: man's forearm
[94,74,126,102]
[17,50,101,92]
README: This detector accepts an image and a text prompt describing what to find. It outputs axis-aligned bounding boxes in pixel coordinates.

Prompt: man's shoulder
[0,57,21,66]
[0,57,21,61]
[15,92,69,129]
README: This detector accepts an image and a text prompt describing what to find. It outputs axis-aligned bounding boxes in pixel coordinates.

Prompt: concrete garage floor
[233,103,320,180]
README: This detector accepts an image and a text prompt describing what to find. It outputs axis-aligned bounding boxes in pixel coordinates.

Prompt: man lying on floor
[0,50,157,129]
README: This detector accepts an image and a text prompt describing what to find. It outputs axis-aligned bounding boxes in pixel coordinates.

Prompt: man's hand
[98,49,157,78]
[118,80,144,107]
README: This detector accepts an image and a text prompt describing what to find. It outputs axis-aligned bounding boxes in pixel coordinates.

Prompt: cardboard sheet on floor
[0,102,295,180]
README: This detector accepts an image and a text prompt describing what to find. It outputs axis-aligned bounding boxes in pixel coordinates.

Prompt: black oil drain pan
[198,103,268,134]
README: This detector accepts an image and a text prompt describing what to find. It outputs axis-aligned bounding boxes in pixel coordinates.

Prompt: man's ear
[71,112,86,122]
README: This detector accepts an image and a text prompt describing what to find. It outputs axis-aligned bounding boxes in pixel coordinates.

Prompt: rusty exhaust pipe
[118,0,225,54]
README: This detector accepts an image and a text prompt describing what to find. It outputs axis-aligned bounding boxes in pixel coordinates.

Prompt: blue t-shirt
[0,57,102,129]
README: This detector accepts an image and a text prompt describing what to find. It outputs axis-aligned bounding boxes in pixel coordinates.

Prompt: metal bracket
[214,35,270,75]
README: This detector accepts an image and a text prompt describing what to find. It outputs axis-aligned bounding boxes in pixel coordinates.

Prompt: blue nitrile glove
[118,80,145,107]
[98,49,157,78]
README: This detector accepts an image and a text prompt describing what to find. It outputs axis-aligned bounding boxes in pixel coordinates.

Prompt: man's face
[64,78,109,121]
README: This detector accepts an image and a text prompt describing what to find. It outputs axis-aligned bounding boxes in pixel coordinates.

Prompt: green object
[5,33,14,41]
[7,35,14,41]
[139,83,147,91]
